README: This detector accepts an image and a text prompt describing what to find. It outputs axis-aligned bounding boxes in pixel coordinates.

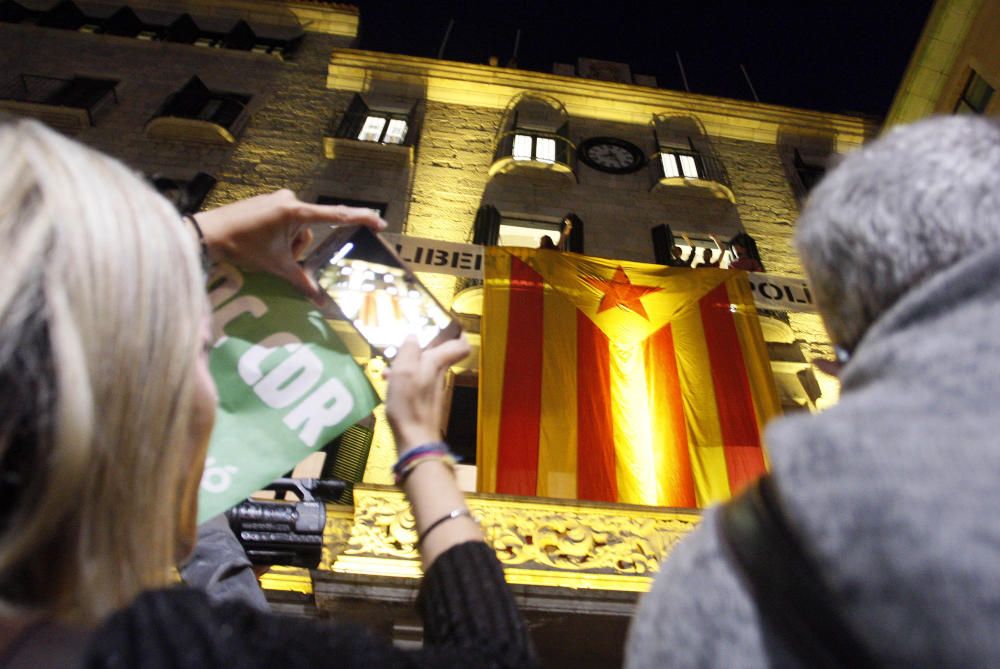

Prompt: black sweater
[84,542,537,668]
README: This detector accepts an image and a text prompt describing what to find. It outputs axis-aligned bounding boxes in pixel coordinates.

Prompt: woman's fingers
[389,336,422,377]
[423,337,471,374]
[290,225,314,260]
[294,203,387,231]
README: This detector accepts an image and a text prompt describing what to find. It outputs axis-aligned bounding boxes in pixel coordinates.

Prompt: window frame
[955,69,995,115]
[0,3,303,57]
[356,112,410,144]
[152,76,251,135]
[335,94,419,147]
[659,149,702,179]
[497,215,564,248]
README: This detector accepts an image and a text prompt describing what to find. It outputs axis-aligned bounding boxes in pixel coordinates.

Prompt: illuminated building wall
[320,49,875,479]
[1,0,875,476]
[0,3,879,665]
[886,0,1000,126]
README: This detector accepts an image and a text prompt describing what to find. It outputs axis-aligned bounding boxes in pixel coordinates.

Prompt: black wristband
[182,214,211,269]
[417,508,475,548]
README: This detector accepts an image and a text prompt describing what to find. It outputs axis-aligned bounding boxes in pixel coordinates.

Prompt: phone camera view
[318,248,453,358]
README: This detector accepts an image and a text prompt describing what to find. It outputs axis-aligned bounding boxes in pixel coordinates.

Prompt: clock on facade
[578,136,647,174]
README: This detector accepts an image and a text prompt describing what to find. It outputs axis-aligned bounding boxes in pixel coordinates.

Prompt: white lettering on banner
[201,457,238,494]
[254,346,325,409]
[384,234,817,313]
[212,295,267,347]
[238,334,302,386]
[746,274,815,313]
[283,377,354,448]
[207,264,244,309]
[383,233,484,279]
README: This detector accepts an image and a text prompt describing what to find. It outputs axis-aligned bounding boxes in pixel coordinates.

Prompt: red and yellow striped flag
[477,247,781,508]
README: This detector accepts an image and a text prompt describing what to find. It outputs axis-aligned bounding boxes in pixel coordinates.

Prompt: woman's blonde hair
[0,118,206,624]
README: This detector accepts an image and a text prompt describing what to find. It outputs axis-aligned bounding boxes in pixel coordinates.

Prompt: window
[0,74,119,125]
[0,3,303,57]
[793,149,825,194]
[335,95,418,147]
[358,116,386,142]
[512,134,533,160]
[955,70,995,115]
[650,224,735,268]
[492,94,572,174]
[38,0,87,30]
[498,216,563,248]
[473,206,584,252]
[510,133,559,163]
[535,137,556,163]
[154,76,250,131]
[444,380,478,466]
[660,151,700,179]
[355,114,408,144]
[383,119,408,145]
[505,130,566,165]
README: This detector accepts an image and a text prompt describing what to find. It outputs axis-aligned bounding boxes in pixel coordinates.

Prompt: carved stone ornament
[317,484,701,591]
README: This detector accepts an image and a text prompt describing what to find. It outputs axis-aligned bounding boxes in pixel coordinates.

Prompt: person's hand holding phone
[384,335,470,454]
[384,335,480,568]
[193,189,387,299]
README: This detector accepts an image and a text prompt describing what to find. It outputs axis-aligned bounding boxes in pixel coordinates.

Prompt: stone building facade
[0,2,878,665]
[886,0,999,126]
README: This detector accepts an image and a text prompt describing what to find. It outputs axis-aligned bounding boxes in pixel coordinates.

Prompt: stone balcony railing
[261,484,702,604]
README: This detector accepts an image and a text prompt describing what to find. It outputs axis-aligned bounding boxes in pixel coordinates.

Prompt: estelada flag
[477,247,781,508]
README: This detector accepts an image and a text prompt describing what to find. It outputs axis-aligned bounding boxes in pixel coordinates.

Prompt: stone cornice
[328,49,878,149]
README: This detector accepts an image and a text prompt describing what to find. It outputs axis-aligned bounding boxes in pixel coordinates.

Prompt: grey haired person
[626,115,1000,667]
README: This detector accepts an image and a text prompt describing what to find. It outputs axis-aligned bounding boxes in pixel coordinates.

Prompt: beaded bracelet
[394,452,457,486]
[392,442,451,481]
[417,507,476,547]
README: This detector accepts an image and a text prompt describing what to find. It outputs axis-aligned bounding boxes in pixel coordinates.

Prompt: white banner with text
[385,234,816,313]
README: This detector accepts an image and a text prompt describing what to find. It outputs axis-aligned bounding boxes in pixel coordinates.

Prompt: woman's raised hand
[194,189,387,299]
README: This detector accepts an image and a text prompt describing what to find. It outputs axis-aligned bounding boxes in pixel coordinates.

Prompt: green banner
[197,264,379,522]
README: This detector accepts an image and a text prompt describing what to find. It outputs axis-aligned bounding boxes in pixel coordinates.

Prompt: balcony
[261,482,700,608]
[651,148,735,202]
[489,129,576,180]
[145,76,250,145]
[0,74,118,131]
[257,484,697,664]
[324,95,417,167]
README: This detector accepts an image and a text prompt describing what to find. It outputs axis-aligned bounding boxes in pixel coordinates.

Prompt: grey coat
[626,245,1000,667]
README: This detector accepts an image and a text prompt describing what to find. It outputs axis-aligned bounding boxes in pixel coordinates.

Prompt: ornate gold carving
[312,485,701,591]
[479,505,697,576]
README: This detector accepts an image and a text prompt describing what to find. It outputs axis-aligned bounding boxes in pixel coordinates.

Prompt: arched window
[490,93,574,179]
[650,114,734,202]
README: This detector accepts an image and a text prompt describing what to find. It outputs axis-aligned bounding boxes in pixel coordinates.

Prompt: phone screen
[306,226,460,358]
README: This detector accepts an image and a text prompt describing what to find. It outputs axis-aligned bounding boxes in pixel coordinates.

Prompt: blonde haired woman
[0,118,536,668]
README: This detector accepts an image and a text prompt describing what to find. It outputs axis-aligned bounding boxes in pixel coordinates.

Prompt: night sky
[349,1,934,119]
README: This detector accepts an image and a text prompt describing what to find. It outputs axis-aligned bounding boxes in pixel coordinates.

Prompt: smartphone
[304,225,463,359]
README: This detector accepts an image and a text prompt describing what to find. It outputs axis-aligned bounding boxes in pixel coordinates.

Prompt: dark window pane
[38,0,86,30]
[164,13,198,43]
[103,6,143,37]
[445,384,478,465]
[957,70,995,114]
[225,19,255,50]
